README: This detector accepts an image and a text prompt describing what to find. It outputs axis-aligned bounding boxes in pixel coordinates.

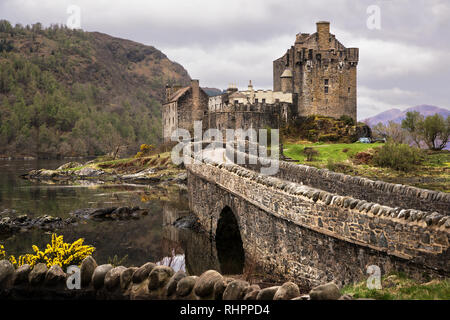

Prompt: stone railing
[0,257,348,300]
[187,150,449,275]
[224,143,449,215]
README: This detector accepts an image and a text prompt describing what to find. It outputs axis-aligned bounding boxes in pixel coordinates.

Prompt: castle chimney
[316,21,330,51]
[191,79,201,120]
[165,84,172,103]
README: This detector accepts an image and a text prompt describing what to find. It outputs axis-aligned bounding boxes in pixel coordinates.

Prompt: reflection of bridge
[186,143,450,287]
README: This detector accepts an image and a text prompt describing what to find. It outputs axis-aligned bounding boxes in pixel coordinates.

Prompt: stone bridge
[186,143,450,287]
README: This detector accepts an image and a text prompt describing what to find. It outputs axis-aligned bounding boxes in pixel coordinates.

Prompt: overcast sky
[1,0,449,119]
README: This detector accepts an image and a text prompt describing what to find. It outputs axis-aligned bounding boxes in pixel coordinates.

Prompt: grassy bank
[283,142,450,192]
[342,273,450,300]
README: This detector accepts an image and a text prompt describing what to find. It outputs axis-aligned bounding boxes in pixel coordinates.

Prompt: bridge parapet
[187,147,449,285]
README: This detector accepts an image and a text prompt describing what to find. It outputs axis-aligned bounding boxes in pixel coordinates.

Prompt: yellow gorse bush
[0,244,6,259]
[2,233,95,269]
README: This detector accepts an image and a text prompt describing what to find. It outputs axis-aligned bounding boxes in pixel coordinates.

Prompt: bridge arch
[215,206,245,275]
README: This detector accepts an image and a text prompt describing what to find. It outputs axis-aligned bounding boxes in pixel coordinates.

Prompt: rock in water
[13,264,31,285]
[273,282,300,300]
[223,280,249,300]
[0,260,15,288]
[309,282,342,300]
[193,270,223,298]
[104,266,127,291]
[132,262,156,283]
[28,263,48,286]
[80,256,98,288]
[256,286,280,300]
[45,265,66,286]
[92,264,113,290]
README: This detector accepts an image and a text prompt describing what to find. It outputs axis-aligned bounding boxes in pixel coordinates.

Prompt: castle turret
[280,69,293,93]
[316,21,330,51]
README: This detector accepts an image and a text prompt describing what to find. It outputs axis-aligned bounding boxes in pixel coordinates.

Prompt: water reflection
[0,159,240,276]
[160,202,221,275]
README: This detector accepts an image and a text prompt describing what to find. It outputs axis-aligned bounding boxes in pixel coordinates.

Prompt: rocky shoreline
[0,256,356,300]
[0,206,153,240]
[22,166,187,186]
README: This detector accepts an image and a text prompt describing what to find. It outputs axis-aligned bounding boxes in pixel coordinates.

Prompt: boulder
[256,286,280,300]
[13,264,31,285]
[223,280,250,300]
[273,282,300,300]
[92,264,113,290]
[132,262,156,283]
[309,282,341,300]
[166,271,186,297]
[80,256,97,288]
[104,266,127,291]
[0,260,15,288]
[244,289,260,300]
[213,278,234,300]
[28,263,48,286]
[76,167,104,177]
[176,276,198,297]
[148,266,174,290]
[193,270,223,298]
[57,162,82,170]
[45,265,66,286]
[120,267,138,291]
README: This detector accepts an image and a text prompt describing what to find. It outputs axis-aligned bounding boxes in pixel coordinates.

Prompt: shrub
[339,115,355,126]
[303,147,319,161]
[4,233,95,269]
[0,244,5,259]
[353,151,373,165]
[372,142,423,172]
[318,133,339,142]
[135,143,155,158]
[326,159,354,174]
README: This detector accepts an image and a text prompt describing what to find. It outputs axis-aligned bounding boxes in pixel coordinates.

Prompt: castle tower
[273,21,358,121]
[280,69,293,93]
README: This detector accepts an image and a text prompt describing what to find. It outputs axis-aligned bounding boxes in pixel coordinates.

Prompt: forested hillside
[0,20,191,158]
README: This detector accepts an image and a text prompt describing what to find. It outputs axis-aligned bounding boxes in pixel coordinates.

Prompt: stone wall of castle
[206,102,295,137]
[163,81,210,142]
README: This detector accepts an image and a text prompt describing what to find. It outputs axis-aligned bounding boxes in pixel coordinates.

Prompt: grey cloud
[1,0,449,119]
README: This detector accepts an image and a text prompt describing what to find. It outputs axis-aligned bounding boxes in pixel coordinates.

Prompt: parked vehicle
[357,137,371,144]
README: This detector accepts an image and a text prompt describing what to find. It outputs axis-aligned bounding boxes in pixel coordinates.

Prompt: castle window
[324,79,329,94]
[262,99,266,104]
[324,79,329,85]
[255,99,258,103]
[348,87,351,93]
[324,87,329,94]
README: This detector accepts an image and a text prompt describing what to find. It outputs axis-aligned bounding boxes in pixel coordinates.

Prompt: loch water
[0,159,221,275]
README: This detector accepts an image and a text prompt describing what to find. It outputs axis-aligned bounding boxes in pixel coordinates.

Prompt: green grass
[342,273,450,300]
[282,142,449,192]
[284,142,382,164]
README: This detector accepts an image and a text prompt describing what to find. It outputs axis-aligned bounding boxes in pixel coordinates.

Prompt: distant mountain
[202,87,223,97]
[363,105,450,127]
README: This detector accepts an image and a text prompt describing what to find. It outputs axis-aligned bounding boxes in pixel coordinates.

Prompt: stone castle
[163,21,359,142]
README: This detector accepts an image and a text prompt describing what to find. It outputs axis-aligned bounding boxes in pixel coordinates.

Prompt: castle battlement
[163,21,358,142]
